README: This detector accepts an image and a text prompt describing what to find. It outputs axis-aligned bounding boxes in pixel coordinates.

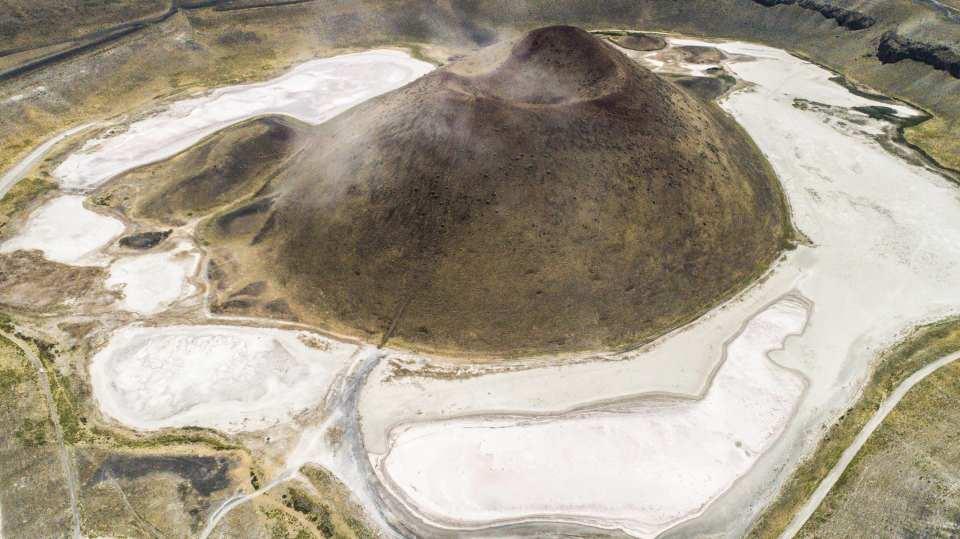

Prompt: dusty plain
[2,2,960,538]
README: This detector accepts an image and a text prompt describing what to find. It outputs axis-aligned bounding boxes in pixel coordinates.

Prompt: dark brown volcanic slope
[198,26,792,356]
[100,116,307,226]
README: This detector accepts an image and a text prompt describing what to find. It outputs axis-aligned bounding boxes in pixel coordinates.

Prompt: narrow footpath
[781,349,960,538]
[0,330,81,539]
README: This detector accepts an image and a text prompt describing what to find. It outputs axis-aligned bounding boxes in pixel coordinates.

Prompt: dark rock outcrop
[751,0,876,30]
[878,31,960,79]
[117,229,171,250]
[90,454,233,497]
[612,32,667,52]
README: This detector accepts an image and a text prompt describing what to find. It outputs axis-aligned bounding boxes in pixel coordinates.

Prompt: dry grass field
[750,318,960,537]
[798,360,960,536]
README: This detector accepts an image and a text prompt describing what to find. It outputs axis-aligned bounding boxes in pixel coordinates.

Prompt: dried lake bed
[1,36,959,538]
[89,325,359,433]
[0,194,123,265]
[104,239,201,315]
[376,296,810,537]
[53,49,434,192]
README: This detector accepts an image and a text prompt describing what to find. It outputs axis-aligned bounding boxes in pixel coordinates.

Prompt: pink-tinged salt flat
[378,297,809,537]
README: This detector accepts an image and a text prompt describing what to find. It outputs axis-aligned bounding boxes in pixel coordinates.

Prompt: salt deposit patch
[378,296,809,537]
[106,240,201,315]
[90,325,359,433]
[666,38,918,119]
[0,195,123,266]
[55,50,434,191]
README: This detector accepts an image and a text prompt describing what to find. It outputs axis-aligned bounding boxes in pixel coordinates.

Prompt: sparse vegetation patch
[749,317,960,537]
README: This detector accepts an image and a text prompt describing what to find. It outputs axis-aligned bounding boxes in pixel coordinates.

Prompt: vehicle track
[0,330,81,538]
[0,0,320,82]
[198,349,388,538]
[781,349,960,538]
[0,123,96,199]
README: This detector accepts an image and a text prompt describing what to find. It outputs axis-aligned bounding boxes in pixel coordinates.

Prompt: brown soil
[0,251,106,312]
[613,32,667,51]
[676,45,728,64]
